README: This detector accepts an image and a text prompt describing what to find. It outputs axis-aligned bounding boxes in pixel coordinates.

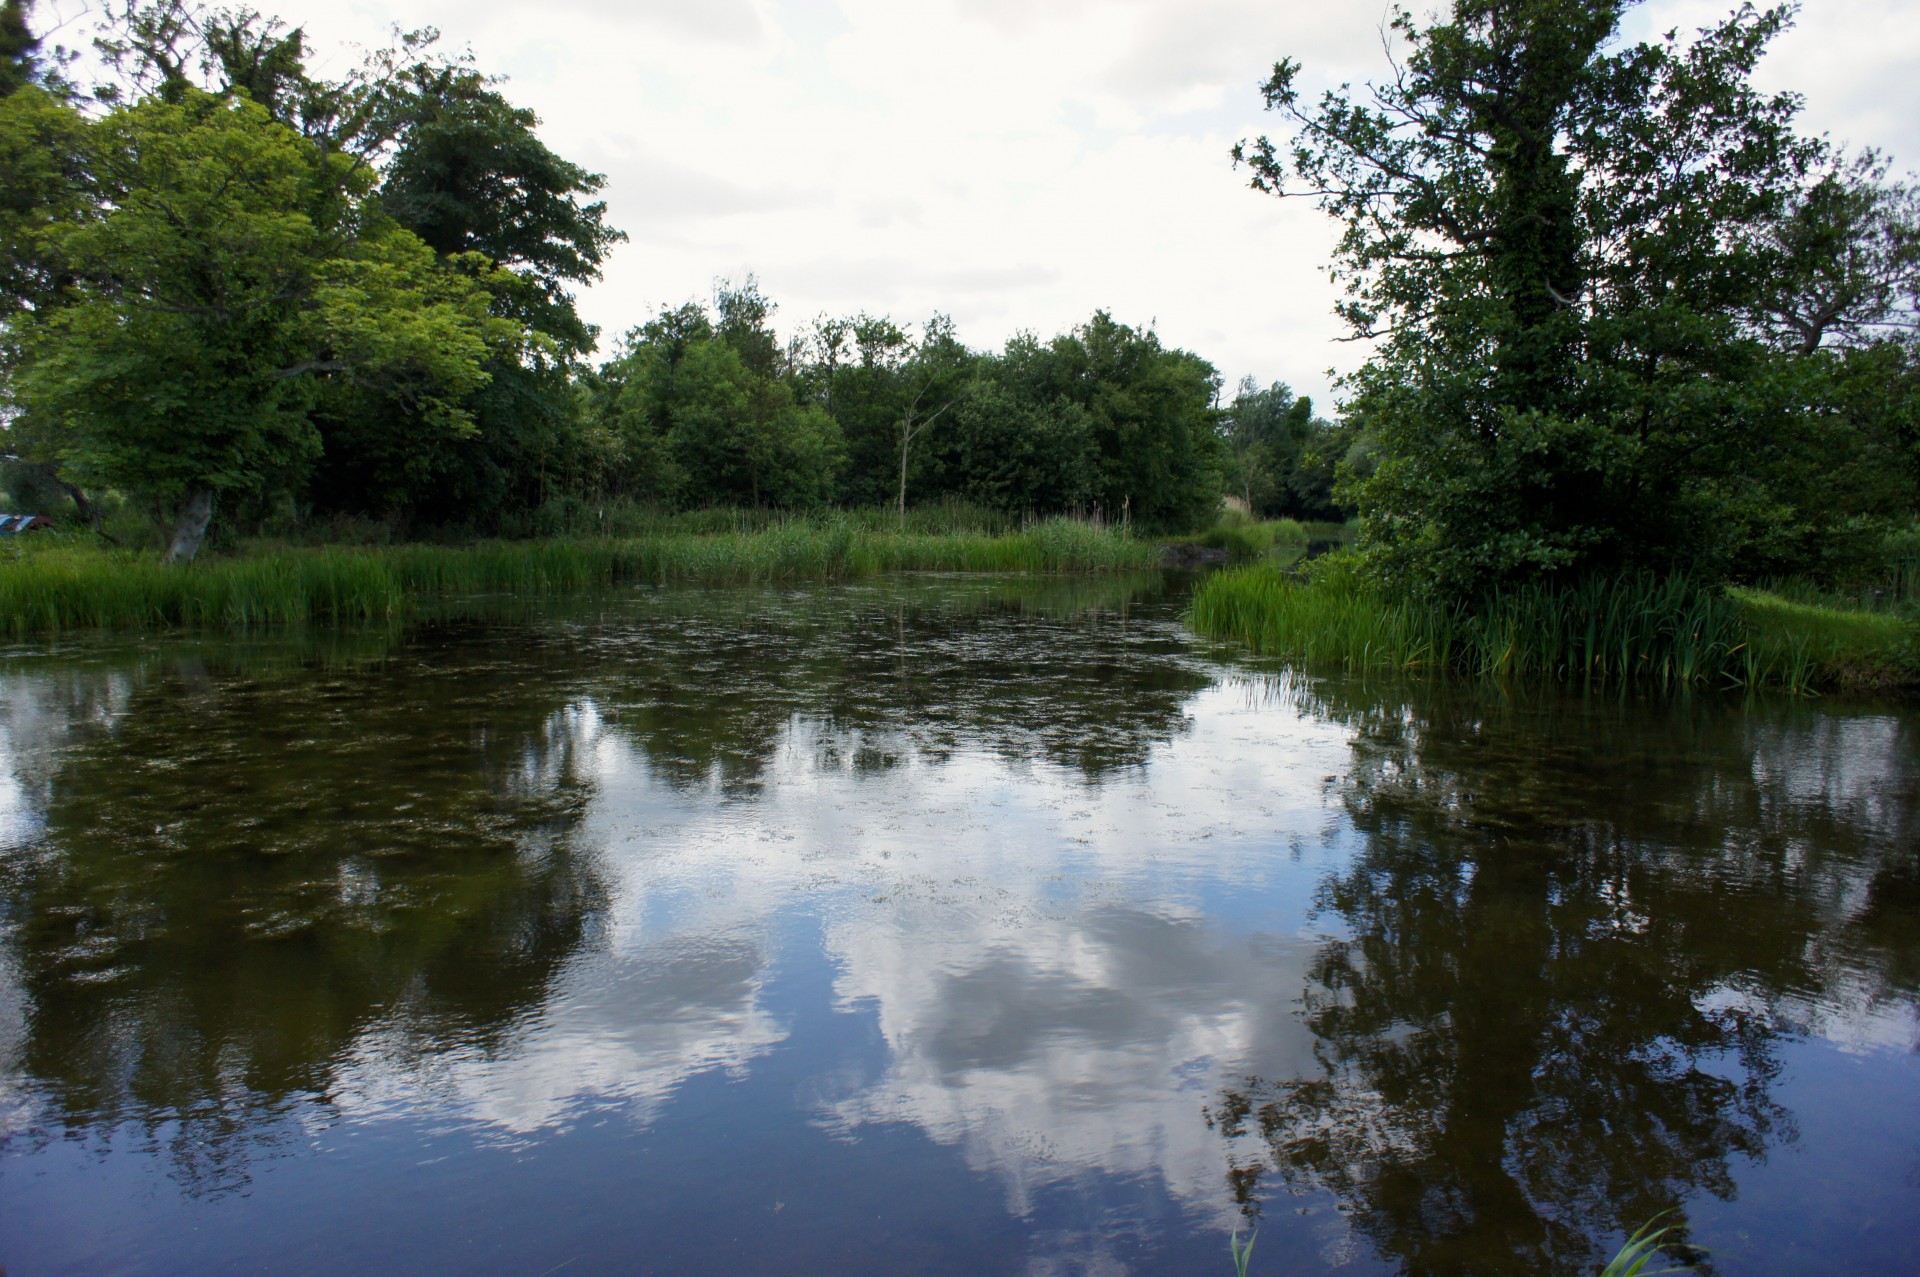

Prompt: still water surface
[1,574,1916,1275]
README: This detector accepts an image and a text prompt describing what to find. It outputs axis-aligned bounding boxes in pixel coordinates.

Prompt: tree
[90,1,431,158]
[10,90,510,559]
[1234,1,1897,597]
[0,0,40,96]
[69,4,624,533]
[940,373,1095,515]
[1222,378,1306,514]
[306,60,623,527]
[666,339,840,509]
[887,315,971,519]
[583,298,841,511]
[1748,153,1920,355]
[711,274,782,379]
[380,66,623,360]
[1039,312,1224,531]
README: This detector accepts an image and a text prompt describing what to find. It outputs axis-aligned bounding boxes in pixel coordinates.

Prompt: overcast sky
[54,0,1920,409]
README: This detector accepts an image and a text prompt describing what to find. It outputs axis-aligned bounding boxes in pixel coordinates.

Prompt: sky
[41,0,1920,410]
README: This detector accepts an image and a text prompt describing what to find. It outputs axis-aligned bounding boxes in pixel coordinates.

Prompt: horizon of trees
[0,0,1348,552]
[5,0,1912,586]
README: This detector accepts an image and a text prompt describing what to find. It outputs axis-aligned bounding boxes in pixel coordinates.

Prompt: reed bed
[1188,555,1919,693]
[0,547,405,633]
[0,518,1158,634]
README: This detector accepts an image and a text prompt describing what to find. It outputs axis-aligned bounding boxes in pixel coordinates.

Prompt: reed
[0,546,404,634]
[1187,555,1919,693]
[0,518,1158,634]
[1599,1213,1695,1276]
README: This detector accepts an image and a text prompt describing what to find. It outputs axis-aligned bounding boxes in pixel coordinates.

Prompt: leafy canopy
[9,88,512,529]
[1238,0,1917,597]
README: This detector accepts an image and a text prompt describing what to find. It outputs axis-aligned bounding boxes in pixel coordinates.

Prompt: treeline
[0,0,1332,557]
[568,289,1226,532]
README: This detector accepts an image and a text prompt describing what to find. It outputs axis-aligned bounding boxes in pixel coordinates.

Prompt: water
[1,574,1915,1276]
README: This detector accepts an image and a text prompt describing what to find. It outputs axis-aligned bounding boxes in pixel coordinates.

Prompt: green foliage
[304,59,624,529]
[6,87,511,550]
[379,66,623,359]
[509,498,1029,540]
[1239,2,1920,600]
[1188,553,1918,692]
[1037,312,1225,531]
[1229,1228,1256,1277]
[1599,1214,1695,1276]
[0,83,87,324]
[584,296,845,511]
[666,340,843,508]
[1221,378,1355,520]
[1,4,628,542]
[941,376,1097,512]
[0,0,39,96]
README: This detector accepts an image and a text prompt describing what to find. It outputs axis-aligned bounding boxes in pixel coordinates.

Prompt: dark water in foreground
[1,574,1916,1276]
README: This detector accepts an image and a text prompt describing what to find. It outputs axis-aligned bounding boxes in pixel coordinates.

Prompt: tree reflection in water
[0,638,607,1195]
[1213,679,1920,1275]
[3,582,1915,1275]
[0,573,1208,1198]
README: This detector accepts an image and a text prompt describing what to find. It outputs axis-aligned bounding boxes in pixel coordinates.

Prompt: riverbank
[0,518,1160,634]
[1188,556,1920,694]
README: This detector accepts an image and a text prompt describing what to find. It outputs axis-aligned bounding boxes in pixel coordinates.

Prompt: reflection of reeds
[1188,554,1918,693]
[0,519,1160,634]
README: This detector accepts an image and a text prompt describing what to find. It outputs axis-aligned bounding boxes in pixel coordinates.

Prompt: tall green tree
[1222,378,1308,515]
[586,297,841,510]
[313,61,624,526]
[10,90,510,559]
[666,339,841,509]
[1236,1,1904,596]
[938,369,1095,515]
[1036,312,1224,531]
[75,3,624,531]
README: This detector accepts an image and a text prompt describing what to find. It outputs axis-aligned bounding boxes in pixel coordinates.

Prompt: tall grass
[1188,554,1919,693]
[1193,510,1310,561]
[0,518,1158,635]
[502,497,1035,541]
[0,547,404,633]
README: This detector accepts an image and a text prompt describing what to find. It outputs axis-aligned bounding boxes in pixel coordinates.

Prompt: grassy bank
[0,518,1160,635]
[1188,556,1919,693]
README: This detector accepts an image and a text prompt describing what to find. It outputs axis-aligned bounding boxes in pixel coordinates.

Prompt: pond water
[1,573,1916,1276]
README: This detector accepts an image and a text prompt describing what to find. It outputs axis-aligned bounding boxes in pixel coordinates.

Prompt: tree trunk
[59,477,99,531]
[898,424,911,521]
[165,486,215,564]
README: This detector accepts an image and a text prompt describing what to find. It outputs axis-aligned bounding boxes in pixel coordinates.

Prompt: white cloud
[96,0,1920,409]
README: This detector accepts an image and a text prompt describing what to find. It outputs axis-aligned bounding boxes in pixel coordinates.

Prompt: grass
[0,517,1160,635]
[1188,553,1920,694]
[509,496,1035,540]
[1187,509,1311,562]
